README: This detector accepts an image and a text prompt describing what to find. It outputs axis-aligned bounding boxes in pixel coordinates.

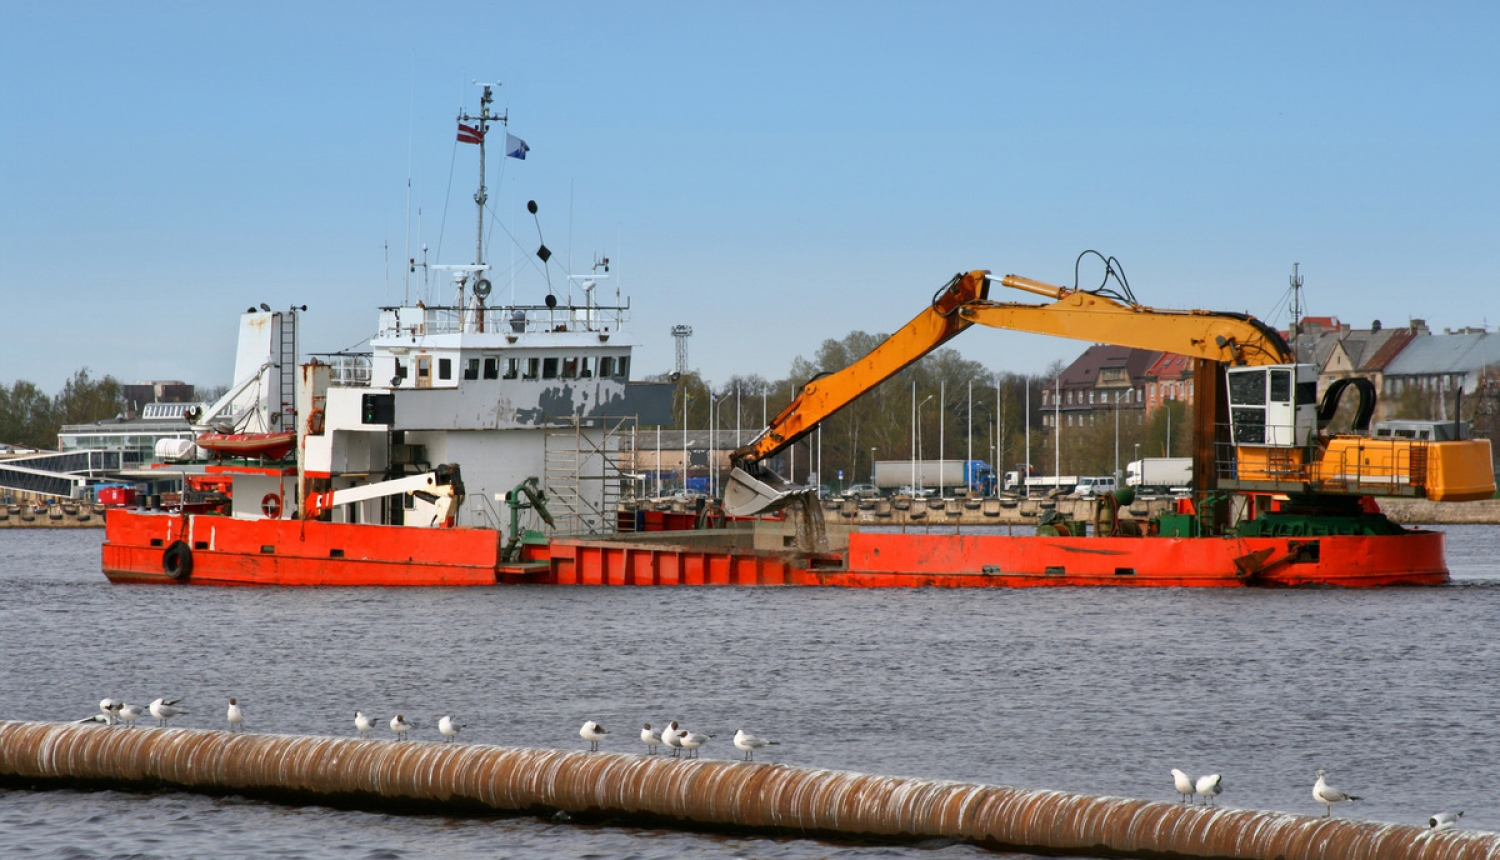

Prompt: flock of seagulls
[1172,766,1461,830]
[72,698,1469,828]
[79,698,784,767]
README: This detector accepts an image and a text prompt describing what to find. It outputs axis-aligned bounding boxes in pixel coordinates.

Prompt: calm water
[2,525,1498,858]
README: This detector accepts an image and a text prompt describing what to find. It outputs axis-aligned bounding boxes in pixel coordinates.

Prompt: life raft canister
[162,540,193,580]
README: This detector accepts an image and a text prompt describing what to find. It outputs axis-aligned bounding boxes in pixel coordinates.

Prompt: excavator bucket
[722,466,816,517]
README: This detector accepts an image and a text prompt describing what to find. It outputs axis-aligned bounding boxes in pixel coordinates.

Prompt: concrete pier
[0,721,1493,859]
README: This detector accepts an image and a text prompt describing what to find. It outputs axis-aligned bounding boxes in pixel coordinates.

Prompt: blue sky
[3,2,1496,394]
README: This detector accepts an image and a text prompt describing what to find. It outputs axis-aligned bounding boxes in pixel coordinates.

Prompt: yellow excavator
[724,269,1494,518]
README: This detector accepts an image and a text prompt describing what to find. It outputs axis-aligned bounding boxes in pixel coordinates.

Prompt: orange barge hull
[103,510,1447,588]
[103,509,501,586]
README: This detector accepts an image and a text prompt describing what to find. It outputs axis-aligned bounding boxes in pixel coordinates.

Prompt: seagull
[677,729,713,758]
[117,702,145,727]
[99,698,122,726]
[390,714,413,740]
[1171,769,1196,803]
[662,721,684,757]
[226,698,244,732]
[1196,774,1222,806]
[580,720,609,752]
[733,729,779,762]
[74,715,111,725]
[355,711,379,736]
[1429,811,1464,831]
[149,698,187,727]
[438,715,464,742]
[1313,769,1360,817]
[640,723,661,754]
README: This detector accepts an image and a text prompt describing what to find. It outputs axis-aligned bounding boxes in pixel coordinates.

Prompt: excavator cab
[1226,364,1319,447]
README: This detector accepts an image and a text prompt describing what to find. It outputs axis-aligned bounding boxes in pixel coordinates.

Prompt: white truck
[873,460,996,496]
[1002,470,1080,496]
[1125,458,1192,496]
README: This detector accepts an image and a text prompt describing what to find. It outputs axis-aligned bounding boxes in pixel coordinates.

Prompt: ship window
[503,358,519,380]
[1232,408,1267,444]
[561,357,578,379]
[599,356,615,377]
[524,358,540,380]
[580,357,593,378]
[1297,381,1317,406]
[464,358,479,380]
[438,358,451,380]
[484,357,500,379]
[1229,369,1266,406]
[1269,369,1291,403]
[616,356,629,379]
[542,358,559,379]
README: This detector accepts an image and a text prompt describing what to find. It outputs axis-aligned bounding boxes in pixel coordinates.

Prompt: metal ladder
[542,415,638,535]
[276,311,298,431]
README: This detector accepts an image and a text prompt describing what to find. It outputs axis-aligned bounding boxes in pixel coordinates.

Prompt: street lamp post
[870,447,877,485]
[916,394,934,492]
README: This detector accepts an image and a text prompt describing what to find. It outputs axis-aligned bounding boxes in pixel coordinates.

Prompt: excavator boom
[725,270,1291,516]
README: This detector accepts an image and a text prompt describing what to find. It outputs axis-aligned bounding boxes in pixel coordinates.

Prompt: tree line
[0,370,125,450]
[645,330,1191,484]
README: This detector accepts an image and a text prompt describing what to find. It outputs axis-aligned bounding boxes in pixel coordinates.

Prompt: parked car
[1072,476,1117,498]
[896,485,937,498]
[842,483,881,500]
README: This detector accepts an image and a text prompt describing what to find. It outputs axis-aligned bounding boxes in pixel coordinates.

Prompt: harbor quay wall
[0,500,103,529]
[0,721,1491,860]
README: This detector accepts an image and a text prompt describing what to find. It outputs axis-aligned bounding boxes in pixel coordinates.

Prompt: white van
[1072,476,1117,498]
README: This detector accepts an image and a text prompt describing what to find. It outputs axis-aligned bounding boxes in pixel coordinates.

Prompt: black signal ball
[527,200,538,214]
[545,294,557,309]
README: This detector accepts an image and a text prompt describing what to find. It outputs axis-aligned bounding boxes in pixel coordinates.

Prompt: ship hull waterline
[101,509,1448,588]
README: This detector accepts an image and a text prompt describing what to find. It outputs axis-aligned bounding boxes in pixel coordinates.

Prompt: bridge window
[438,358,451,381]
[616,356,629,379]
[561,357,578,379]
[542,358,559,379]
[484,357,500,379]
[464,358,480,380]
[600,356,615,377]
[524,358,540,380]
[580,357,593,378]
[503,358,519,379]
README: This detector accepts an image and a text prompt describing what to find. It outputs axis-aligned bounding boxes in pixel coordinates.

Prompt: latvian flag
[457,123,485,145]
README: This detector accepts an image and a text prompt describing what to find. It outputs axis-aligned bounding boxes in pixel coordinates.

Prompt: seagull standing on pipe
[1171,769,1196,803]
[580,720,609,751]
[640,723,661,754]
[149,698,187,727]
[1196,774,1222,806]
[1313,769,1360,817]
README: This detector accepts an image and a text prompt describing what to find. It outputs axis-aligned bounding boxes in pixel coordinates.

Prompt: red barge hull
[102,509,1448,588]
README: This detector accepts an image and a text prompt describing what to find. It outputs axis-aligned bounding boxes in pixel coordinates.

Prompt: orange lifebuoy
[261,493,282,519]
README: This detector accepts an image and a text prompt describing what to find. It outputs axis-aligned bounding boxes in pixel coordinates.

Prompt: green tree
[55,368,124,427]
[0,380,58,449]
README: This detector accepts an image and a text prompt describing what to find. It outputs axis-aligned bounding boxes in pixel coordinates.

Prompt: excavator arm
[723,270,1294,516]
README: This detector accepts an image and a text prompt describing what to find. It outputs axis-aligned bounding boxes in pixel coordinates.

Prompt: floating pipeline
[0,721,1494,860]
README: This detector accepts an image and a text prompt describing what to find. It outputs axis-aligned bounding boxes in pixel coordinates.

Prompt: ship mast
[458,82,506,269]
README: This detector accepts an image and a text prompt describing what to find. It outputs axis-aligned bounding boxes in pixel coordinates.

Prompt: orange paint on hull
[831,531,1448,588]
[102,510,1447,588]
[103,509,501,586]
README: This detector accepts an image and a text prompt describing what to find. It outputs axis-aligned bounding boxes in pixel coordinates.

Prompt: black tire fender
[163,540,193,580]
